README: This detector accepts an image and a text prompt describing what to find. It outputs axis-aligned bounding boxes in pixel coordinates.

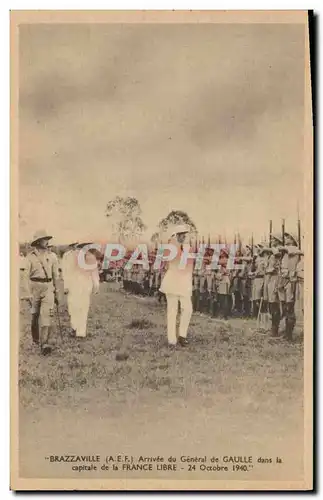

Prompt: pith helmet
[271,233,283,246]
[31,230,53,246]
[284,232,298,246]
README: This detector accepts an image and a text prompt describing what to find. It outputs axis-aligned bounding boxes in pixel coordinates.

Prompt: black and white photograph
[11,10,313,491]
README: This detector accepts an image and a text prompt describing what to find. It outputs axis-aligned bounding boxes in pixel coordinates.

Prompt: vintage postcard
[11,10,313,491]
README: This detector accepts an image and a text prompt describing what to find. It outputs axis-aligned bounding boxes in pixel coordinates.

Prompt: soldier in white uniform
[62,241,100,338]
[160,225,193,347]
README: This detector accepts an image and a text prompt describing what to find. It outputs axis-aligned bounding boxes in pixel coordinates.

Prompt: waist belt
[30,277,52,283]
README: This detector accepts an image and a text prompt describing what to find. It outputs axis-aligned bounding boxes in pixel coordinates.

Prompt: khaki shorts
[278,278,296,303]
[30,281,54,327]
[266,275,279,303]
[252,277,264,301]
[217,281,230,295]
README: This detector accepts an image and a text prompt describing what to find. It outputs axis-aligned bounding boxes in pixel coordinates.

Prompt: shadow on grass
[127,318,155,330]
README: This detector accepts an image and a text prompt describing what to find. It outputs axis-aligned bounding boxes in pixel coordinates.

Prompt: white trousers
[166,294,193,345]
[67,281,92,337]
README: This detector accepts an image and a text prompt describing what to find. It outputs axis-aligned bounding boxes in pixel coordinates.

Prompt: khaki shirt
[281,246,300,281]
[266,254,280,275]
[26,249,59,285]
[254,256,266,277]
[25,249,59,297]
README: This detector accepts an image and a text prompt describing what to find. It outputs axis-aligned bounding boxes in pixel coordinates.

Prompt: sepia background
[19,23,305,244]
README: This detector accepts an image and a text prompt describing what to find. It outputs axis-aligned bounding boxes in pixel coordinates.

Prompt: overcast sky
[19,22,305,245]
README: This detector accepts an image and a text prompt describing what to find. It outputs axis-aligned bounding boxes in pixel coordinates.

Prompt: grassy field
[18,279,305,481]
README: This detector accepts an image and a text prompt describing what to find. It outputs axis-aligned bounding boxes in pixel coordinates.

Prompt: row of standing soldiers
[112,231,304,341]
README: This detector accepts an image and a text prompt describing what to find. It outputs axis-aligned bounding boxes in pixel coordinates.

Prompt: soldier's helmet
[31,229,53,246]
[284,232,298,247]
[271,233,283,247]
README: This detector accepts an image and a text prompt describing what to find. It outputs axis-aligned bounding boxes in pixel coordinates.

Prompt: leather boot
[284,320,293,341]
[40,326,52,355]
[196,291,201,312]
[243,296,251,317]
[284,303,295,341]
[280,301,287,318]
[192,290,198,312]
[271,304,280,337]
[31,313,40,344]
[253,300,259,319]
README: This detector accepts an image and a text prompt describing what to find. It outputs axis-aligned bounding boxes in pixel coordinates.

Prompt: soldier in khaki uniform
[215,249,231,319]
[250,244,266,319]
[24,230,59,355]
[278,232,301,341]
[264,235,283,337]
[231,253,244,316]
[198,263,209,313]
[205,258,214,315]
[262,247,272,313]
[240,251,253,317]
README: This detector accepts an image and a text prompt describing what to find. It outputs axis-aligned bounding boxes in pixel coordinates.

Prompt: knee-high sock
[31,313,39,343]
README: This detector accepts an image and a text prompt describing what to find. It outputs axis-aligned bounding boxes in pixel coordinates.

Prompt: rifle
[251,233,254,257]
[269,220,273,248]
[282,219,285,246]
